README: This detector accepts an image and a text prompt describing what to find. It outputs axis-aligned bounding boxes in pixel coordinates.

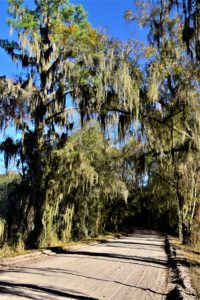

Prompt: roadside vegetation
[0,0,199,266]
[171,236,200,297]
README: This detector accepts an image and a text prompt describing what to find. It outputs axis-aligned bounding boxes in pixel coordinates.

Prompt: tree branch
[45,107,78,123]
[45,89,75,107]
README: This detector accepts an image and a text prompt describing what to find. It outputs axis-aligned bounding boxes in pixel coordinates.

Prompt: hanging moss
[36,124,129,245]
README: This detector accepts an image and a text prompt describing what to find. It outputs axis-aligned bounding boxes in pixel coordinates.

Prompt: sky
[0,0,146,77]
[0,0,147,173]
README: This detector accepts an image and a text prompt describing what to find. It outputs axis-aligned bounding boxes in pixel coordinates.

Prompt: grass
[170,236,200,298]
[171,236,200,254]
[0,232,121,259]
[0,244,38,258]
[191,266,200,298]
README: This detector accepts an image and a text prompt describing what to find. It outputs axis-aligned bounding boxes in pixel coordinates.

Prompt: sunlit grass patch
[0,244,37,258]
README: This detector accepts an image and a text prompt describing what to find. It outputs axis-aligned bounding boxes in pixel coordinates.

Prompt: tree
[144,19,199,243]
[0,0,140,247]
[125,1,200,243]
[0,0,101,247]
[38,124,128,246]
[125,0,200,60]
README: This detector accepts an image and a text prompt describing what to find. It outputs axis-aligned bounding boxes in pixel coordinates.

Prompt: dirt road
[0,230,169,299]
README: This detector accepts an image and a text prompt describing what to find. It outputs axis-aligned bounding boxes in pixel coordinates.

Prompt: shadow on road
[48,247,167,268]
[0,232,169,299]
[0,281,97,300]
[0,269,168,298]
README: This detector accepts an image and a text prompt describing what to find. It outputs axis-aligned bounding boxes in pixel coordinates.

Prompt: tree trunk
[26,118,45,248]
[182,221,190,244]
[177,193,183,242]
[177,195,191,244]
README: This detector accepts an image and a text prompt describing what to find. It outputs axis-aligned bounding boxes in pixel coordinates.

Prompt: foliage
[0,0,141,247]
[0,173,22,243]
[37,124,128,246]
[125,0,200,60]
[125,1,200,243]
[0,0,199,249]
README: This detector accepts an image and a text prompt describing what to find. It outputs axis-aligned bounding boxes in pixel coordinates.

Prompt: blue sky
[0,0,147,173]
[0,0,146,77]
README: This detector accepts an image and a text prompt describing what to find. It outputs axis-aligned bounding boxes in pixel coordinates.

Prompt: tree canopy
[0,0,199,248]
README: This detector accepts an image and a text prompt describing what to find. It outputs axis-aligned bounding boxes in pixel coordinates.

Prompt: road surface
[0,230,169,299]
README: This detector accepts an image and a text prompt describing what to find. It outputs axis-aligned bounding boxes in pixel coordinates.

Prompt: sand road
[0,230,169,299]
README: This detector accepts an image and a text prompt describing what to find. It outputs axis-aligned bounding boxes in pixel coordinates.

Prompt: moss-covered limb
[125,0,199,60]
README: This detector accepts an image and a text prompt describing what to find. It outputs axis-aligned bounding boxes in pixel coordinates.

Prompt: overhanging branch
[45,107,78,123]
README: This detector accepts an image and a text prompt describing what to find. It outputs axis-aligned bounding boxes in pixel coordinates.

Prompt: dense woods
[0,0,199,250]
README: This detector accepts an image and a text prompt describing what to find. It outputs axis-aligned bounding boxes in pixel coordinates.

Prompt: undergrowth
[0,232,121,258]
